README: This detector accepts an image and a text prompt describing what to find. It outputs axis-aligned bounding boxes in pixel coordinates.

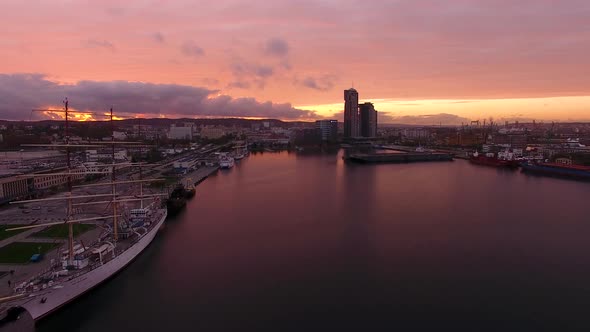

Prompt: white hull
[18,210,167,321]
[219,160,234,169]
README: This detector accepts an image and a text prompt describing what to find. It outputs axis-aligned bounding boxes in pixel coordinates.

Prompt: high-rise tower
[360,102,378,137]
[344,88,359,137]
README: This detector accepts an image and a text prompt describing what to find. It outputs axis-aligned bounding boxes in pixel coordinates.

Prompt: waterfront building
[315,120,338,142]
[168,126,193,140]
[85,149,128,162]
[344,88,359,137]
[200,127,226,139]
[33,167,87,190]
[293,128,321,146]
[173,157,197,172]
[0,175,31,203]
[359,102,377,137]
[0,165,93,203]
[403,128,431,140]
[492,133,528,149]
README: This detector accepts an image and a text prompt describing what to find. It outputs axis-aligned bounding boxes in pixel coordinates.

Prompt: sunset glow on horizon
[1,0,589,124]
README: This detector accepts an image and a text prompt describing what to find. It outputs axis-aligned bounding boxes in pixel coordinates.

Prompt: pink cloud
[0,0,589,119]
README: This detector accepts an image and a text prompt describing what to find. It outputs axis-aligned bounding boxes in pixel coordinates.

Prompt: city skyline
[1,1,590,123]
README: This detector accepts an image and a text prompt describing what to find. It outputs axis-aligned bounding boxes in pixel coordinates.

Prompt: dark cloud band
[0,74,318,120]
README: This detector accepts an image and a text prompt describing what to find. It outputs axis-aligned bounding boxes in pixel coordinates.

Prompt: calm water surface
[39,150,590,331]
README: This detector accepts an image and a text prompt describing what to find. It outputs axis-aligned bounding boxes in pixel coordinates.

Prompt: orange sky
[1,0,589,123]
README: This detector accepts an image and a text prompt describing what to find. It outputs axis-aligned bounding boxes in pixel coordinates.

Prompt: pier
[348,152,453,163]
[179,165,219,188]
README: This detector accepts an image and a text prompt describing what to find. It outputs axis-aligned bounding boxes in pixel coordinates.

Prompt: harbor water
[38,150,590,331]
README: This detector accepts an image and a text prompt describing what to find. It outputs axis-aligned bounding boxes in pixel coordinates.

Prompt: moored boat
[521,162,590,180]
[166,184,188,214]
[469,151,519,168]
[234,144,247,160]
[184,183,196,198]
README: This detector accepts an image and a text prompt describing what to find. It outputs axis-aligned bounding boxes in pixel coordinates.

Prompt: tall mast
[32,98,78,262]
[138,117,143,209]
[110,107,118,242]
[65,98,74,262]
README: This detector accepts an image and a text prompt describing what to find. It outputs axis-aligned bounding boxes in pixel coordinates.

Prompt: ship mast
[110,107,119,242]
[138,117,144,209]
[20,103,165,262]
[33,99,75,262]
[65,99,74,262]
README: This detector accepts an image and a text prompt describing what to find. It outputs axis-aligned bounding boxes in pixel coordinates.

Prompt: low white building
[173,157,197,170]
[271,127,289,135]
[114,149,128,161]
[113,131,127,140]
[403,129,430,139]
[0,175,30,202]
[33,167,87,191]
[86,149,127,162]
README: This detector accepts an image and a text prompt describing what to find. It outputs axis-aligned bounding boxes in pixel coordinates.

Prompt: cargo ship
[520,162,590,180]
[469,151,519,168]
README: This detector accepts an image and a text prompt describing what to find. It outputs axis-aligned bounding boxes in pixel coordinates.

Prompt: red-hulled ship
[469,151,519,168]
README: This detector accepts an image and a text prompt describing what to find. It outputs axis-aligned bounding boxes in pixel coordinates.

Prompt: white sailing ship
[2,101,168,322]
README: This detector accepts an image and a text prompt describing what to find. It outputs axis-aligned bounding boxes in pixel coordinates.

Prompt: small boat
[181,178,196,199]
[233,144,247,160]
[167,184,188,214]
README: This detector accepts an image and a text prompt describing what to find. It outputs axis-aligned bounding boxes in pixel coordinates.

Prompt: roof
[92,243,114,254]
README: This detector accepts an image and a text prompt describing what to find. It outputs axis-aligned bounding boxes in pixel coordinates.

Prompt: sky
[1,0,589,124]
